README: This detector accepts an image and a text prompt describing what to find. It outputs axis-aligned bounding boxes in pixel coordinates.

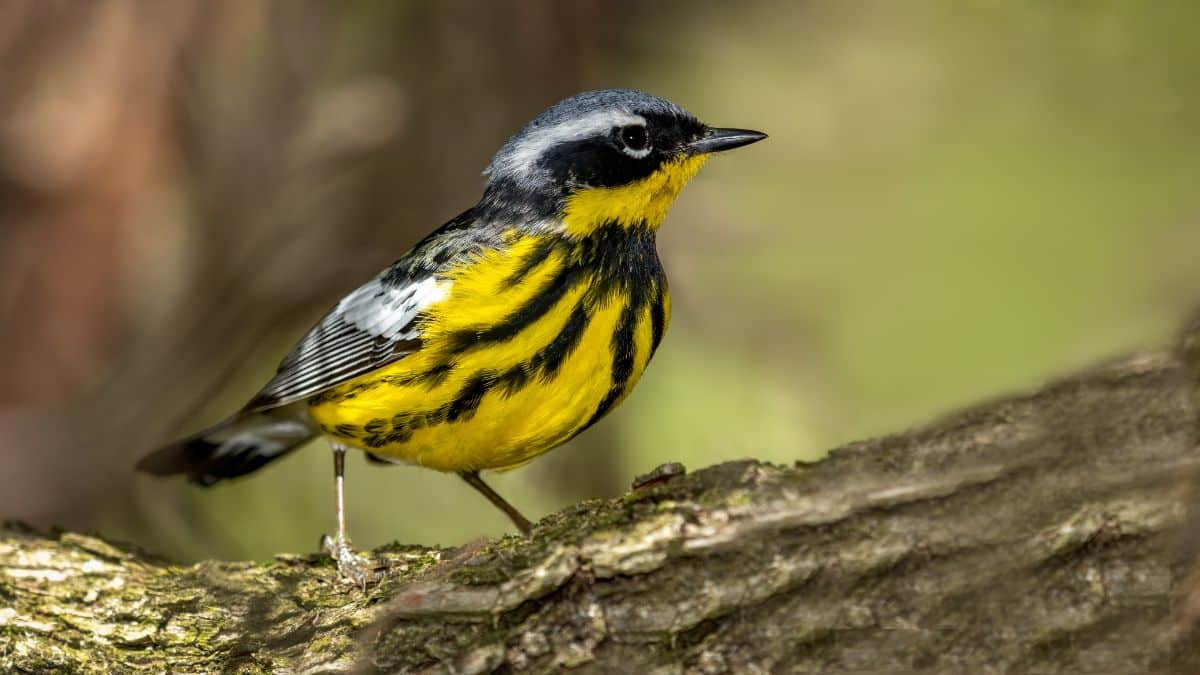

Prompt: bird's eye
[618,124,651,156]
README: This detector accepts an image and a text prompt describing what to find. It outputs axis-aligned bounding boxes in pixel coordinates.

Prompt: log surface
[2,346,1199,673]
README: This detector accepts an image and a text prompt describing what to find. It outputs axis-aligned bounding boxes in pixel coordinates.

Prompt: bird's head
[481,89,765,235]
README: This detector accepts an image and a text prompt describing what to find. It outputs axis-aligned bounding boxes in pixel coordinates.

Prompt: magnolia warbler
[138,89,766,584]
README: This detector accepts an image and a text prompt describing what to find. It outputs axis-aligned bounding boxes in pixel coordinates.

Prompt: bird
[137,89,766,585]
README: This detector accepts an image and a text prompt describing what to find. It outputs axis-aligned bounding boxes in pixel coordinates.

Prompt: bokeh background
[1,1,1197,561]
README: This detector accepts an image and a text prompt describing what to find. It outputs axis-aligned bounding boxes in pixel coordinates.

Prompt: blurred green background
[1,1,1197,561]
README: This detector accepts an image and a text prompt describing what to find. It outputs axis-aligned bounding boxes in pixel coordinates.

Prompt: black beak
[688,127,768,154]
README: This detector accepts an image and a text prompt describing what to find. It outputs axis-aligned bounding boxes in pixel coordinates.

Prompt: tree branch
[3,342,1199,673]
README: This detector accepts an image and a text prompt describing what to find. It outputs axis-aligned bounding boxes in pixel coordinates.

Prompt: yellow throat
[561,154,710,236]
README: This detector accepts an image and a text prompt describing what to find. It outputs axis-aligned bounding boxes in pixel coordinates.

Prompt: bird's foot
[320,533,377,590]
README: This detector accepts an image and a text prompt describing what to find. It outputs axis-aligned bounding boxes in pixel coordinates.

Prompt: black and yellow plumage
[138,89,765,582]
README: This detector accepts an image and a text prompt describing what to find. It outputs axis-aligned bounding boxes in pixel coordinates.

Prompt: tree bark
[3,335,1200,673]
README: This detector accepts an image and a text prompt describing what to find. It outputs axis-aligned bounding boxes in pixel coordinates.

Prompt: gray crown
[485,89,694,182]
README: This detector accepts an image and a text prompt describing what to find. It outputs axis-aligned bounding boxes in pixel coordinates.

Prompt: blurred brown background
[1,0,1197,561]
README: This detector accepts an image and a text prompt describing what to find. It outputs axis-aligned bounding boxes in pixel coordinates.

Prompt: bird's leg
[320,443,375,588]
[459,471,533,535]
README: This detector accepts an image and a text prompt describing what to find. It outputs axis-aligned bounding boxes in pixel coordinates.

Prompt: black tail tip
[135,442,199,476]
[138,412,314,486]
[135,440,225,486]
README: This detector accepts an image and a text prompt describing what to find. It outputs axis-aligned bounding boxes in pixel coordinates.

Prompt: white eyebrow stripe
[489,110,646,180]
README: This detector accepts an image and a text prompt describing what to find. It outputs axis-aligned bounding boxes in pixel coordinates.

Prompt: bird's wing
[242,276,442,411]
[243,208,490,412]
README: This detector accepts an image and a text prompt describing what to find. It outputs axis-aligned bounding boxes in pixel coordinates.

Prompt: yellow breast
[306,232,669,473]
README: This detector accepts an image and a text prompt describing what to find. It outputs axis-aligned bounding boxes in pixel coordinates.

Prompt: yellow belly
[306,235,666,473]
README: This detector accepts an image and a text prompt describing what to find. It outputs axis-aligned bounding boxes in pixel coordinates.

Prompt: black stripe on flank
[446,372,497,423]
[379,362,453,390]
[649,284,667,358]
[445,265,579,352]
[584,299,639,429]
[480,300,592,400]
[530,303,590,382]
[412,362,454,390]
[495,364,530,397]
[332,424,360,439]
[502,238,557,289]
[364,427,412,448]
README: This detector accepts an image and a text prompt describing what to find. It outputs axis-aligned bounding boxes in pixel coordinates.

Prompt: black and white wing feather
[241,207,493,412]
[244,274,446,411]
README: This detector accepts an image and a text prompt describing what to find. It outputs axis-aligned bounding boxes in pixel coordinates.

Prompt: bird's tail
[137,407,316,486]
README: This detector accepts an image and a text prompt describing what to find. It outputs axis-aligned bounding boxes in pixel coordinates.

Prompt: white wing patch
[338,276,448,340]
[247,275,450,410]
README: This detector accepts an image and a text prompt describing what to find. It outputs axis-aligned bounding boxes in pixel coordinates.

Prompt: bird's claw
[320,533,376,590]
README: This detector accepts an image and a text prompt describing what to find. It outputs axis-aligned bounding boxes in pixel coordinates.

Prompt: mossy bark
[4,343,1200,673]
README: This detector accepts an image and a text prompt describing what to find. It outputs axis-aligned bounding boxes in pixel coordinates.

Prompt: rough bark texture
[3,340,1200,673]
